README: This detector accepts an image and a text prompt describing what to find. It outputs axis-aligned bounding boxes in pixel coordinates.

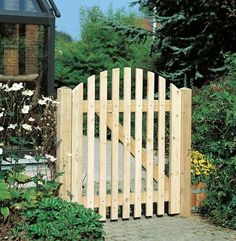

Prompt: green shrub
[192,54,236,159]
[201,157,236,229]
[12,197,105,241]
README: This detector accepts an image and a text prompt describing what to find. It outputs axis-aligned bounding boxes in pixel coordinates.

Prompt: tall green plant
[192,54,236,159]
[119,0,236,87]
[55,7,153,89]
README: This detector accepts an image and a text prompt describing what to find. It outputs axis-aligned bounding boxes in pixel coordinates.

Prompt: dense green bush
[201,157,236,229]
[12,197,104,241]
[192,53,236,229]
[192,54,236,159]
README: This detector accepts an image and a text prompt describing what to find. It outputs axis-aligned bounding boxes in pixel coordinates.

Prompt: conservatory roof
[0,0,60,25]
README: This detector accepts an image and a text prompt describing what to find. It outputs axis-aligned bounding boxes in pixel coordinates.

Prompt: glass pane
[25,0,41,13]
[4,0,19,11]
[2,0,42,13]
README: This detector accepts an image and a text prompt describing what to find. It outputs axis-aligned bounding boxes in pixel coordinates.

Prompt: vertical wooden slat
[180,88,192,216]
[57,87,72,201]
[146,71,154,217]
[169,83,181,214]
[71,84,84,203]
[87,75,95,209]
[123,67,131,219]
[134,68,143,218]
[111,68,119,220]
[99,71,107,220]
[157,76,166,215]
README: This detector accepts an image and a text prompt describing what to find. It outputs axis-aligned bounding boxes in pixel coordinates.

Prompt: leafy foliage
[192,53,236,229]
[0,167,61,223]
[201,157,236,229]
[0,83,59,224]
[55,7,153,90]
[12,197,104,241]
[122,0,236,87]
[192,54,236,160]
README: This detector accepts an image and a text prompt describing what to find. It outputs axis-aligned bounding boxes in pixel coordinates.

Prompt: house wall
[0,23,39,76]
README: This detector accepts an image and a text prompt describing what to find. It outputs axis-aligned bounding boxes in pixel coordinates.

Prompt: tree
[127,0,236,87]
[55,7,153,90]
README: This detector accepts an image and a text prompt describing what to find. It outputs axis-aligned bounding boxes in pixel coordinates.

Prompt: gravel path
[104,215,236,241]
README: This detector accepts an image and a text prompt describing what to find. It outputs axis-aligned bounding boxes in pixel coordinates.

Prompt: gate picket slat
[134,68,143,218]
[157,76,166,215]
[169,84,181,214]
[146,71,154,217]
[87,75,95,209]
[111,68,120,220]
[57,87,72,201]
[123,67,131,219]
[99,71,107,221]
[72,84,84,203]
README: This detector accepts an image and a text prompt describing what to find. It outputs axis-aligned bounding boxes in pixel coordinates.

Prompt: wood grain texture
[71,84,84,203]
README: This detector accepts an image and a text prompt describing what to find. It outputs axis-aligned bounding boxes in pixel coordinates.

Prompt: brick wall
[2,23,39,75]
[3,24,19,75]
[3,47,19,75]
[25,25,39,74]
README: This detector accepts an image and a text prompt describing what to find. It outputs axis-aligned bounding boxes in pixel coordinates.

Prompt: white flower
[45,154,56,163]
[28,117,35,122]
[38,96,54,105]
[22,90,34,96]
[0,142,4,147]
[2,84,11,92]
[38,99,47,105]
[8,123,18,129]
[0,148,3,155]
[42,96,53,102]
[0,126,4,131]
[0,112,3,117]
[24,154,33,159]
[34,126,42,131]
[22,123,32,131]
[10,82,24,91]
[21,105,30,114]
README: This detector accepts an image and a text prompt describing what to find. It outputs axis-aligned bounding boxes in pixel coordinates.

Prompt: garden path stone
[104,215,236,241]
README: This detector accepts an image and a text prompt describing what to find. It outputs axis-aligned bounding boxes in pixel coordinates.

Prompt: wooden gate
[57,68,192,220]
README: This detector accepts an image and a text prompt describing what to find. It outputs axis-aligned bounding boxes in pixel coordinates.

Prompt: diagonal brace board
[96,112,169,187]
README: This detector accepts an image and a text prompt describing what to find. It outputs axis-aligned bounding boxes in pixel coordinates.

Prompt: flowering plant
[0,82,57,168]
[191,150,214,184]
[0,82,59,221]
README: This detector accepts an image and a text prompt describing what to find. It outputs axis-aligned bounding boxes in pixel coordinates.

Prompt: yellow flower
[196,171,201,175]
[193,159,198,164]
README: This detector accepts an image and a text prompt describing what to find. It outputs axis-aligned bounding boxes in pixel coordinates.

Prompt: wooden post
[99,71,107,220]
[87,75,95,209]
[169,84,181,214]
[57,87,72,201]
[71,84,84,203]
[134,68,143,218]
[180,88,192,216]
[146,71,154,217]
[157,76,166,215]
[111,68,120,220]
[123,67,131,219]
